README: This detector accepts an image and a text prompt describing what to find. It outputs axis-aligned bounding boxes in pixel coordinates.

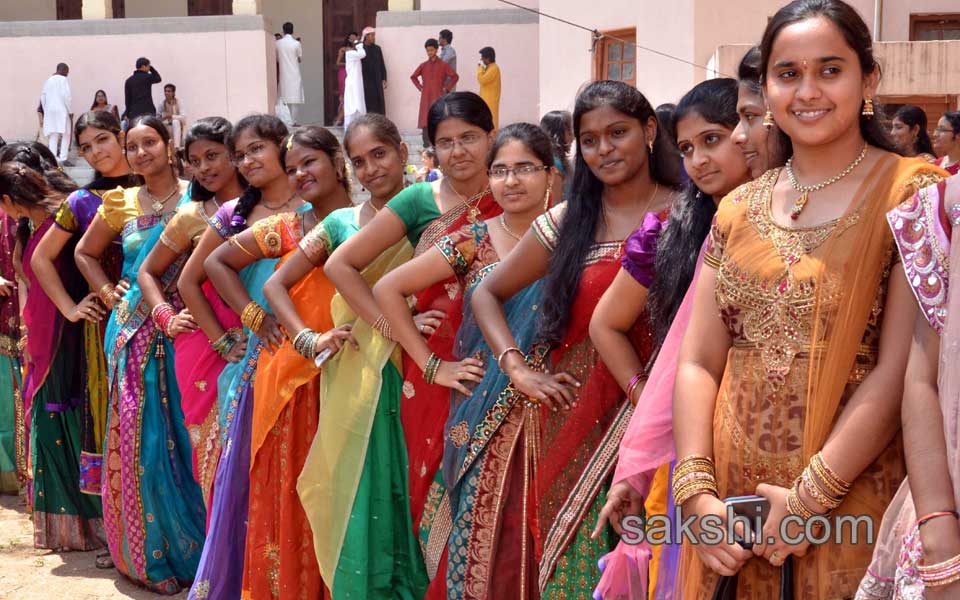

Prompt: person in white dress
[40,63,72,163]
[276,21,304,124]
[343,40,366,128]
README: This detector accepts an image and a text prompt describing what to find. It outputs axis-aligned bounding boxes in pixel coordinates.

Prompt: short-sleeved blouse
[97,186,143,233]
[251,210,313,258]
[159,200,216,254]
[433,220,499,289]
[621,212,667,288]
[386,182,441,245]
[298,205,362,265]
[56,189,107,233]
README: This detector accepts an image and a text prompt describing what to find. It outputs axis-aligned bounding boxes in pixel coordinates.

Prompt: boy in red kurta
[410,38,459,145]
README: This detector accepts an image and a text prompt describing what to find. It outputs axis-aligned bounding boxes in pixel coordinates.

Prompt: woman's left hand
[752,483,812,566]
[413,309,445,337]
[0,276,14,297]
[167,308,199,338]
[256,314,285,354]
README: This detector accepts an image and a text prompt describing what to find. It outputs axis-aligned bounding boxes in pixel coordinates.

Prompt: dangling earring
[167,145,174,165]
[647,140,654,154]
[862,97,874,118]
[762,110,775,130]
[543,183,554,212]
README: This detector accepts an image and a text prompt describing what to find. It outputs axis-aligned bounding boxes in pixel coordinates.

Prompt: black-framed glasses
[488,165,549,181]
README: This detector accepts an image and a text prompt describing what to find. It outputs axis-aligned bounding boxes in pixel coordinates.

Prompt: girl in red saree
[469,80,680,598]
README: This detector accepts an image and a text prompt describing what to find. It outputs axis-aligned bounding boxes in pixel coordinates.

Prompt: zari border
[0,334,18,357]
[538,400,634,592]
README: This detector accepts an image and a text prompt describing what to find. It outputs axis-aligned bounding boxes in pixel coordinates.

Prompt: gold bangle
[372,314,394,341]
[497,347,523,370]
[240,301,266,333]
[98,282,115,306]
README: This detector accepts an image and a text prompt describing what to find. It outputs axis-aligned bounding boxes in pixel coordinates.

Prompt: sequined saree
[678,157,945,600]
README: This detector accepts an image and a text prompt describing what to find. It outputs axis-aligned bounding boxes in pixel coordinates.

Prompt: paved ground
[0,494,187,599]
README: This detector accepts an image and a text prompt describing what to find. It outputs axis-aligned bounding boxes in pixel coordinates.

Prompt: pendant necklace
[447,179,489,223]
[784,145,867,220]
[141,183,180,217]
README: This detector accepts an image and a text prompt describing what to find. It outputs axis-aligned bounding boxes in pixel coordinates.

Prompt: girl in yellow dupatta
[671,2,947,598]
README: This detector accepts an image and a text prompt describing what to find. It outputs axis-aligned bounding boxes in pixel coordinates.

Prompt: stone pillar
[233,0,262,15]
[82,0,112,19]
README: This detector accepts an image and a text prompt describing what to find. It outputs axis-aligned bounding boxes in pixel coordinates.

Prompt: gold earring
[544,184,553,212]
[762,110,775,130]
[647,140,654,154]
[862,97,874,118]
[167,145,174,165]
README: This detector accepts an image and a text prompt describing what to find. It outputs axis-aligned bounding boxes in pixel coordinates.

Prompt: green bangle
[423,352,441,384]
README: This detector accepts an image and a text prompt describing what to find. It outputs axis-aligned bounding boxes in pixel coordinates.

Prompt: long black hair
[225,114,288,232]
[893,105,934,157]
[759,0,897,154]
[539,110,572,176]
[426,91,494,147]
[539,80,682,345]
[74,110,142,190]
[184,116,246,201]
[281,125,351,196]
[0,143,78,246]
[647,78,740,345]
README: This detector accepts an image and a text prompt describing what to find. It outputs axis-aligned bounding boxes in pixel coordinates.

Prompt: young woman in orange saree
[469,80,680,598]
[205,125,351,600]
[671,2,947,598]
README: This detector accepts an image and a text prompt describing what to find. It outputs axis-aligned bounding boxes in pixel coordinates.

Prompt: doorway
[322,0,387,125]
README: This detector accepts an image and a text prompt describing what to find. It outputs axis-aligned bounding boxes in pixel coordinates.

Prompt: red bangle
[917,511,959,528]
[151,303,176,337]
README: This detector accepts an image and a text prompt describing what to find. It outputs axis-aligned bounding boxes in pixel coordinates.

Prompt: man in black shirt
[123,57,162,121]
[360,27,387,115]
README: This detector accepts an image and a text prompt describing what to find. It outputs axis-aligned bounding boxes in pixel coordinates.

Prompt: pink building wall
[378,11,540,133]
[0,16,276,143]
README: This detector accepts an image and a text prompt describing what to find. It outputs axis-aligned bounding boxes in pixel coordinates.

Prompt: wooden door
[113,0,125,18]
[56,0,82,19]
[322,0,387,125]
[594,28,637,88]
[188,0,232,16]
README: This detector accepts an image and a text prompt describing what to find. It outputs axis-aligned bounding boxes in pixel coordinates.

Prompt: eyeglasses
[934,127,956,135]
[231,142,270,166]
[488,165,549,181]
[435,132,484,152]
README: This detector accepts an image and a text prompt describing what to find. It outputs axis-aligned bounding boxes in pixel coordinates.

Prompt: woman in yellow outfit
[477,47,501,128]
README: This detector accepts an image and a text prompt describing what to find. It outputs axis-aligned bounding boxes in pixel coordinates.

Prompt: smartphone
[724,494,770,549]
[314,348,333,368]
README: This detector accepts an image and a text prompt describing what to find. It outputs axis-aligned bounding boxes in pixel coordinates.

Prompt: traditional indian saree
[100,186,206,594]
[677,156,945,599]
[54,176,136,496]
[164,199,239,509]
[856,176,960,599]
[595,237,710,600]
[241,208,329,600]
[189,201,309,600]
[0,216,21,495]
[22,215,104,550]
[297,227,425,599]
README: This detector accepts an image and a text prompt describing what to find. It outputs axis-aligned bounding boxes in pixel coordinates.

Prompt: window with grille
[594,28,637,87]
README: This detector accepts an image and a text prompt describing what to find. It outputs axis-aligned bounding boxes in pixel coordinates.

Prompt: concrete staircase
[62,126,428,204]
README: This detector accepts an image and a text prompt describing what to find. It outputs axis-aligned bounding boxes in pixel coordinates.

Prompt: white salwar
[40,74,71,162]
[343,42,366,128]
[276,34,304,125]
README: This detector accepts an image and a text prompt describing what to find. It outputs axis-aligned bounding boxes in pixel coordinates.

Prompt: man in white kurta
[343,41,366,128]
[276,22,304,123]
[40,63,72,163]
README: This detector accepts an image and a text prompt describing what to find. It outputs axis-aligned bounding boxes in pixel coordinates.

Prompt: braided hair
[226,114,288,233]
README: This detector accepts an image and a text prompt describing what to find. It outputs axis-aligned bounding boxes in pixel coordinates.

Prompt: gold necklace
[141,183,180,216]
[499,214,522,241]
[784,144,867,220]
[446,179,489,223]
[611,184,659,259]
[263,194,296,211]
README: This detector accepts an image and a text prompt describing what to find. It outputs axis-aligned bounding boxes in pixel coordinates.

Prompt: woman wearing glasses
[323,92,500,593]
[372,122,556,598]
[933,112,960,176]
[469,80,680,598]
[136,117,245,509]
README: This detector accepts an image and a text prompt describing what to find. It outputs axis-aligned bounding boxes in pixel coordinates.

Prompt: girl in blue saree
[76,115,205,594]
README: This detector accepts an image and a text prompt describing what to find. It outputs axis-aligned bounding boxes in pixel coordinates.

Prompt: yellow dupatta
[296,238,413,591]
